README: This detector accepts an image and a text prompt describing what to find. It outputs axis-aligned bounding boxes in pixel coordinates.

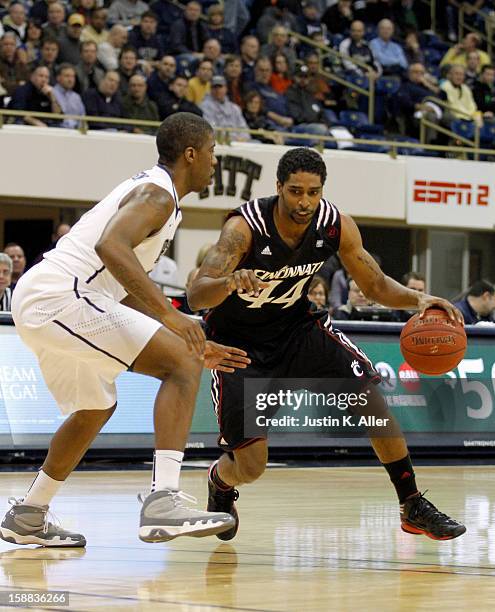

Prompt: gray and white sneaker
[0,498,86,548]
[139,489,235,543]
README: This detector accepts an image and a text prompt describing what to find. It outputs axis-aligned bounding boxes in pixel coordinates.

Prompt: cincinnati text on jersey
[254,262,325,282]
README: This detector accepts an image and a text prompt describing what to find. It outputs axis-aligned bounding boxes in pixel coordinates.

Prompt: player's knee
[153,353,203,382]
[72,404,116,428]
[235,453,267,483]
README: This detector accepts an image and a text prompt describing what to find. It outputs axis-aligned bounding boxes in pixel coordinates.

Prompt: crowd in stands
[1,0,495,150]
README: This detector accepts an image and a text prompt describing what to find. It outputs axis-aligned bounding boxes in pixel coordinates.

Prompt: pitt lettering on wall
[199,155,262,201]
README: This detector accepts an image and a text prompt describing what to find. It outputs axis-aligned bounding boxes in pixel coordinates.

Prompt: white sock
[23,470,63,507]
[151,450,184,492]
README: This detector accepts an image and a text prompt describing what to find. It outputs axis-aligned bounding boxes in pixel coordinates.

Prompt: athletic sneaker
[207,464,239,541]
[400,492,466,540]
[138,489,235,542]
[0,498,86,547]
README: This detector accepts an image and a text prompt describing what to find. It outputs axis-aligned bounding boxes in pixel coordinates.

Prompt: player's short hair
[467,280,495,297]
[156,112,214,165]
[276,147,327,185]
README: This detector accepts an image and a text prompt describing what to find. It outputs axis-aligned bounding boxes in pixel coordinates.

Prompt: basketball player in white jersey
[0,113,250,547]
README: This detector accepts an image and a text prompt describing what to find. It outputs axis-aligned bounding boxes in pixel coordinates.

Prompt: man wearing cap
[58,13,85,65]
[200,74,250,141]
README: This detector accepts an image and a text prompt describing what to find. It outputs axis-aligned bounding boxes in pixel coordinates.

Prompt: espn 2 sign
[406,158,494,229]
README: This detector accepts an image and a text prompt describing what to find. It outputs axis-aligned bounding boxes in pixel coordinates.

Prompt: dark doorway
[359,227,412,282]
[4,219,54,268]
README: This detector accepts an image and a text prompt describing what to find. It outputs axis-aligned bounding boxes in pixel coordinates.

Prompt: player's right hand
[161,308,206,357]
[225,270,270,297]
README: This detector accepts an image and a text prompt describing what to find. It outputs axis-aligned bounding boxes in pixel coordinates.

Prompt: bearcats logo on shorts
[351,360,364,377]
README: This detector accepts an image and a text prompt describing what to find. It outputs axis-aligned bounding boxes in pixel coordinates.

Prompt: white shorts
[11,261,162,415]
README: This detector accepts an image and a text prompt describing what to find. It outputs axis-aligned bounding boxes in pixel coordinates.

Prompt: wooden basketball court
[0,465,493,611]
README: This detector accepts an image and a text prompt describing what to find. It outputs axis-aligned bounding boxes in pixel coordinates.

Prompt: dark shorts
[208,312,381,452]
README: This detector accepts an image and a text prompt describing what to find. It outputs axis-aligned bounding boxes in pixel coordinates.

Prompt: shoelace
[137,490,198,508]
[8,497,61,534]
[412,491,454,523]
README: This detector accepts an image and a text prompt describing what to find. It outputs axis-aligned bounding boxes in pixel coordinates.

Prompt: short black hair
[156,112,213,165]
[402,271,425,285]
[276,147,327,185]
[468,280,495,297]
[481,64,495,73]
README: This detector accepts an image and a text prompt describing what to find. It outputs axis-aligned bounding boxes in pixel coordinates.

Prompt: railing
[288,30,376,124]
[459,4,494,56]
[419,96,483,160]
[1,108,495,160]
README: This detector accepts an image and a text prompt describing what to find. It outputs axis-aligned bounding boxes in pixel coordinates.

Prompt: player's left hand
[204,341,251,373]
[417,295,464,326]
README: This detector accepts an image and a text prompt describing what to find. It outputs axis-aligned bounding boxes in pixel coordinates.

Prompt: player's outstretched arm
[187,215,268,310]
[95,183,205,355]
[338,213,463,323]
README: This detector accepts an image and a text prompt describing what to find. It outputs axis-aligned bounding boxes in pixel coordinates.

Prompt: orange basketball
[399,308,467,376]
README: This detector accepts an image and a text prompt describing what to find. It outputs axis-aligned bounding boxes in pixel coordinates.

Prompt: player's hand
[161,308,206,357]
[417,295,464,326]
[225,270,270,297]
[204,341,251,373]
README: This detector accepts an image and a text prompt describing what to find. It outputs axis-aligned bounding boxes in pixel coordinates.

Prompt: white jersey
[44,164,182,302]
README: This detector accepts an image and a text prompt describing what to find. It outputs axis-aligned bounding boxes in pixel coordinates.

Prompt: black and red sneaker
[400,492,466,541]
[207,463,239,541]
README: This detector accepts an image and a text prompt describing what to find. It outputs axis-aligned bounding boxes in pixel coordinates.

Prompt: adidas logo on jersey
[261,246,272,255]
[316,240,324,248]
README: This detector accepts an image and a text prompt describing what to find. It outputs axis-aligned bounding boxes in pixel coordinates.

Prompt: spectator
[186,58,213,105]
[329,264,349,311]
[440,33,490,70]
[308,275,328,311]
[117,46,141,95]
[392,0,431,38]
[473,64,495,116]
[256,3,299,45]
[107,0,148,28]
[261,25,297,73]
[53,62,85,128]
[404,31,425,66]
[58,13,84,65]
[285,64,330,137]
[397,63,440,140]
[32,221,72,264]
[0,253,12,311]
[33,36,59,84]
[394,271,426,322]
[224,54,246,107]
[440,64,479,120]
[72,0,94,25]
[305,52,338,109]
[322,0,353,35]
[370,19,408,76]
[200,74,251,141]
[80,8,109,46]
[333,279,372,320]
[75,40,104,94]
[169,1,209,58]
[122,73,159,133]
[465,50,481,89]
[223,0,249,38]
[147,53,175,102]
[22,19,43,64]
[3,2,27,45]
[207,4,237,54]
[82,70,123,129]
[243,90,284,144]
[240,34,259,84]
[3,243,25,290]
[128,11,163,65]
[201,37,223,74]
[453,280,495,324]
[0,32,29,97]
[30,0,54,25]
[156,73,202,119]
[42,2,66,41]
[148,0,182,42]
[340,20,381,77]
[252,56,294,130]
[97,24,128,71]
[297,1,325,39]
[270,51,292,94]
[9,65,61,125]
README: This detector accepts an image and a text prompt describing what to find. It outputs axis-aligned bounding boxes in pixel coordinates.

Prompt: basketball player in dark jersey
[188,148,466,542]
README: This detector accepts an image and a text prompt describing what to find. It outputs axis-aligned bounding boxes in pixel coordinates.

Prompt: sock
[23,470,63,507]
[209,462,233,491]
[383,455,419,504]
[151,450,184,492]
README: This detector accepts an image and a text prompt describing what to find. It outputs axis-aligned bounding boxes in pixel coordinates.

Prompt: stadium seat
[339,111,384,134]
[423,48,442,66]
[375,77,401,96]
[350,134,390,154]
[450,119,476,140]
[480,121,495,146]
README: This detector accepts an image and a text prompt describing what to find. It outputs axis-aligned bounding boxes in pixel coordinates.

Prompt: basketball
[399,308,467,375]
